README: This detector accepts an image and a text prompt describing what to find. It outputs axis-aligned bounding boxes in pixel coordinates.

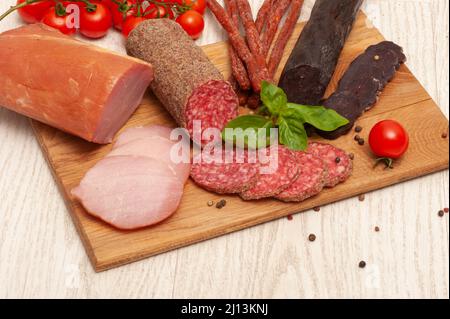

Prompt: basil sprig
[222,81,349,151]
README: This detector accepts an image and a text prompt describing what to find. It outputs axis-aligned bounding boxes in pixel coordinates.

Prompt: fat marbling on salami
[126,19,238,142]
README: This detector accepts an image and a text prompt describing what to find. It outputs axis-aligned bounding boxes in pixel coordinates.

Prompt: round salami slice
[186,80,239,144]
[275,152,327,202]
[306,142,352,187]
[190,147,258,194]
[240,145,299,200]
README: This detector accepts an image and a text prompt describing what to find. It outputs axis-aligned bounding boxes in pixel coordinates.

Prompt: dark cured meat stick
[236,0,269,80]
[268,0,304,78]
[260,0,291,56]
[207,0,265,92]
[225,0,251,91]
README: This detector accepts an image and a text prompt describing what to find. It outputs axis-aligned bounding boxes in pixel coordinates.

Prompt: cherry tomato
[111,0,137,30]
[369,120,409,161]
[17,0,53,23]
[144,4,174,19]
[41,7,77,35]
[184,0,206,15]
[92,0,113,8]
[79,3,112,39]
[175,10,204,39]
[122,15,145,37]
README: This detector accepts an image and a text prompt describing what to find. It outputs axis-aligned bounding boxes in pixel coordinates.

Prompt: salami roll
[240,145,299,200]
[306,142,352,187]
[275,152,327,202]
[317,41,406,139]
[190,148,259,194]
[126,19,238,140]
[278,0,362,105]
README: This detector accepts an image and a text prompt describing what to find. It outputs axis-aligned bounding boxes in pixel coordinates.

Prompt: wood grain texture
[0,0,448,298]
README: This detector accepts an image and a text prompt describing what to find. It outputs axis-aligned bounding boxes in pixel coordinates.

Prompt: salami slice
[275,152,327,202]
[306,142,352,187]
[126,19,239,143]
[240,145,299,200]
[190,147,258,194]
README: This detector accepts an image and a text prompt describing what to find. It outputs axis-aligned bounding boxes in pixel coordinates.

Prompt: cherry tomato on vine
[79,3,112,39]
[144,4,174,19]
[17,0,53,23]
[41,7,77,35]
[111,0,137,30]
[122,15,145,37]
[92,0,113,9]
[369,120,409,168]
[176,10,204,39]
[184,0,206,15]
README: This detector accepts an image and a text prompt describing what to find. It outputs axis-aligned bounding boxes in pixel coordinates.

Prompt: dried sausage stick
[207,0,266,92]
[260,0,290,56]
[224,0,251,90]
[255,0,272,33]
[236,0,269,80]
[267,0,304,78]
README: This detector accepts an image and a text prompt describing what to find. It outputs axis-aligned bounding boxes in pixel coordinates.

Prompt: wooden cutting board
[31,12,449,272]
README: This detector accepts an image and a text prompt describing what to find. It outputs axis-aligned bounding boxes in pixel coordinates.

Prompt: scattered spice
[207,200,215,207]
[215,199,227,209]
[335,157,341,163]
[358,138,365,145]
[287,214,293,221]
[348,153,355,160]
[358,194,365,202]
[354,134,361,141]
[442,132,448,139]
[438,210,445,217]
[355,125,362,133]
[308,234,316,242]
[444,208,449,213]
[373,55,380,61]
[359,261,366,268]
[374,226,380,232]
[313,206,321,212]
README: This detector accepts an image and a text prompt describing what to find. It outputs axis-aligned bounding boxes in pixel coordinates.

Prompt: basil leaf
[222,115,274,149]
[286,103,349,131]
[260,81,287,116]
[277,110,308,151]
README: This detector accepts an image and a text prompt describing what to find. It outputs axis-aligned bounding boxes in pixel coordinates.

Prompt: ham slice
[71,156,184,230]
[108,136,191,182]
[114,125,175,147]
[0,24,153,144]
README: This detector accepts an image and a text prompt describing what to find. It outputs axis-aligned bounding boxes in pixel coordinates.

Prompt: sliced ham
[108,136,191,183]
[0,24,153,144]
[114,125,175,147]
[71,156,183,230]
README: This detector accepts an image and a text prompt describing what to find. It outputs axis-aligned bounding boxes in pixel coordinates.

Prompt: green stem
[0,0,42,22]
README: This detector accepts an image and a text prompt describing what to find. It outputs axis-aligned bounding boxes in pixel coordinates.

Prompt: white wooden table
[0,0,448,299]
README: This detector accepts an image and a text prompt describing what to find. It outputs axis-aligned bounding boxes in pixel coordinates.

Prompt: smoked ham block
[0,24,153,144]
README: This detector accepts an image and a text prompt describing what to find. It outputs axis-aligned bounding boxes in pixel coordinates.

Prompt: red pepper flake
[438,210,445,217]
[287,214,293,221]
[313,206,321,212]
[444,208,449,213]
[359,261,367,268]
